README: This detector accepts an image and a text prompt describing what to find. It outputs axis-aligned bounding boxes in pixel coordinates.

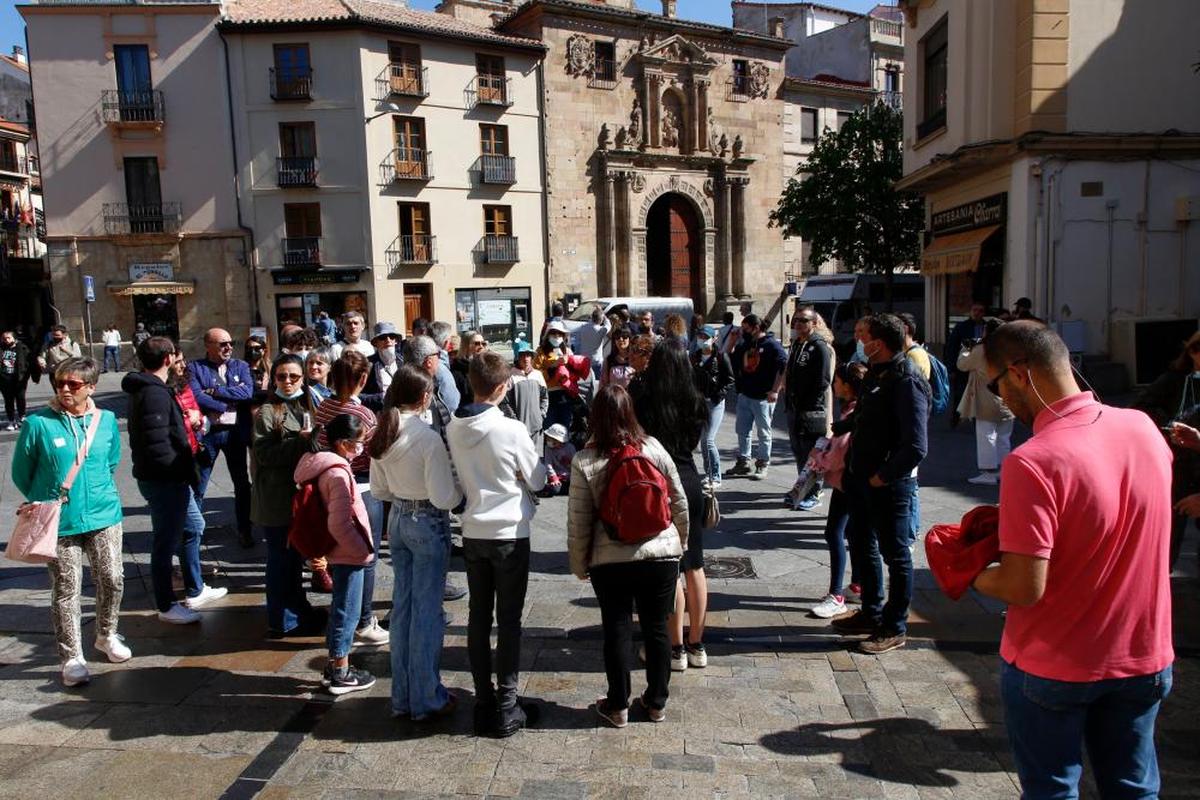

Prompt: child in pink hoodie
[293,413,376,695]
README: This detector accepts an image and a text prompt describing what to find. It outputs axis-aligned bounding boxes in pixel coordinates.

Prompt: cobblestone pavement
[0,374,1196,799]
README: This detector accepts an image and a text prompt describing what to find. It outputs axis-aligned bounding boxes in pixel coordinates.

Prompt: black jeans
[590,559,679,712]
[463,537,530,710]
[0,376,28,422]
[845,473,916,636]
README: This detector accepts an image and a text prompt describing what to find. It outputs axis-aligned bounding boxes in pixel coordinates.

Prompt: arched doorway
[646,192,701,300]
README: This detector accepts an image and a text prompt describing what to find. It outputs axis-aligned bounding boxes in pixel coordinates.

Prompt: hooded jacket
[294,452,374,566]
[123,371,196,484]
[446,403,546,540]
[11,400,122,537]
[369,410,462,509]
[252,396,320,527]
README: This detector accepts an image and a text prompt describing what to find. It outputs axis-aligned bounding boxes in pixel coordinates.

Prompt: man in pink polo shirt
[971,321,1174,799]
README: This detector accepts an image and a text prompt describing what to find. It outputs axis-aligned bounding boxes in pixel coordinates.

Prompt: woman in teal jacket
[11,357,128,687]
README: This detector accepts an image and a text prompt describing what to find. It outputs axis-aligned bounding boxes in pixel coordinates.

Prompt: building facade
[897,0,1200,385]
[495,0,791,318]
[0,119,49,337]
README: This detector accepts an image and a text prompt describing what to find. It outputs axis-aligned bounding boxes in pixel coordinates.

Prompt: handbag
[703,484,721,529]
[7,410,103,565]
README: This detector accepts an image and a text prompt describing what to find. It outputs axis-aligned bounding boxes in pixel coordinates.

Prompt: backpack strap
[60,409,103,500]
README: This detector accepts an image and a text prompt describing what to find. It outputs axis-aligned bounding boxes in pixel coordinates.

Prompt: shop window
[455,287,532,361]
[132,293,179,340]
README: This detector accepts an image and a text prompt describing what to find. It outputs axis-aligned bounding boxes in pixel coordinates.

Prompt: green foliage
[770,101,924,281]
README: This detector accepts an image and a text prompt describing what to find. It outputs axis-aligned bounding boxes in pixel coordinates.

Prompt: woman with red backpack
[567,384,689,728]
[293,413,376,694]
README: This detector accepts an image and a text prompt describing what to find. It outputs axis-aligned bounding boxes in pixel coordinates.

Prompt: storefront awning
[107,281,195,296]
[920,225,1001,276]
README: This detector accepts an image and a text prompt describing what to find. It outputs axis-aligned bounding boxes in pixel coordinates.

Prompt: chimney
[11,46,26,65]
[661,0,676,19]
[770,16,786,38]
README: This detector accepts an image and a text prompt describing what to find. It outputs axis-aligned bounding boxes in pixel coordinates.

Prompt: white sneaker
[158,603,202,625]
[811,594,847,619]
[184,585,228,609]
[685,643,707,668]
[670,645,688,672]
[354,617,390,647]
[62,657,90,687]
[95,633,132,663]
[968,472,999,485]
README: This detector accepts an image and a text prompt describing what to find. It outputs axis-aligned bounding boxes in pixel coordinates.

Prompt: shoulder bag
[7,410,103,564]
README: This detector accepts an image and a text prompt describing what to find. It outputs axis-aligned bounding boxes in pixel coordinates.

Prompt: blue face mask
[275,386,304,401]
[855,340,866,360]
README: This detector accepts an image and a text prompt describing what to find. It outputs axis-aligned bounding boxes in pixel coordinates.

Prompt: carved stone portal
[565,34,595,77]
[748,62,771,98]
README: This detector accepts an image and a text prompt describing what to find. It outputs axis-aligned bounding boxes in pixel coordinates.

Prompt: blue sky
[0,0,885,59]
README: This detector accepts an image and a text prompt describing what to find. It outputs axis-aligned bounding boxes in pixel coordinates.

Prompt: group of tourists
[7,301,1190,797]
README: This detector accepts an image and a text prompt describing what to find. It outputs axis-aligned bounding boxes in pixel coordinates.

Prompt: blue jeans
[138,480,204,613]
[389,506,452,718]
[327,564,364,659]
[196,426,252,536]
[846,474,915,635]
[701,398,725,482]
[102,346,119,372]
[358,488,385,629]
[1000,661,1172,799]
[823,488,850,597]
[262,524,313,634]
[909,480,921,544]
[735,394,775,463]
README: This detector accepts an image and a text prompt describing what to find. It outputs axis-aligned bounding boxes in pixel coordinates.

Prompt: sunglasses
[986,359,1027,397]
[214,340,234,349]
[58,379,90,391]
[275,372,303,383]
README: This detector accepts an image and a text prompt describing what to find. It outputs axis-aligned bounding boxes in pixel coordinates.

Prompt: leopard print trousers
[46,523,124,662]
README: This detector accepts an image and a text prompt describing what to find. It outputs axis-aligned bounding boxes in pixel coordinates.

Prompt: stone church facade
[496,0,790,316]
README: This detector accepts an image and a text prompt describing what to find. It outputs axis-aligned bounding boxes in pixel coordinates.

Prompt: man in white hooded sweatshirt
[447,350,547,738]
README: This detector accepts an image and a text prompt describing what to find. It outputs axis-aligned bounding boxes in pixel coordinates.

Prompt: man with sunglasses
[189,328,255,548]
[971,321,1174,799]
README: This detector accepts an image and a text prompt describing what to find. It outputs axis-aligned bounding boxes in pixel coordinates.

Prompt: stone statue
[598,123,611,150]
[707,107,721,155]
[718,133,729,158]
[732,134,744,159]
[628,98,642,142]
[662,109,679,148]
[615,125,628,149]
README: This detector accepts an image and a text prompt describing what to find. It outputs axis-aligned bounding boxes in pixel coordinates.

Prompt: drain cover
[704,556,757,579]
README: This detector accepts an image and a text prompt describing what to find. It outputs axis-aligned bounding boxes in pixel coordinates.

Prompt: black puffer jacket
[692,350,734,405]
[122,371,195,484]
[834,354,930,485]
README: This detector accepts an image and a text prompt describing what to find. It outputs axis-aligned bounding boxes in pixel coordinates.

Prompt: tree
[769,100,924,310]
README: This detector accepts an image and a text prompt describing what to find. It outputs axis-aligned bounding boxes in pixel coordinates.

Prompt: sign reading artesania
[931,193,1006,234]
[129,262,174,282]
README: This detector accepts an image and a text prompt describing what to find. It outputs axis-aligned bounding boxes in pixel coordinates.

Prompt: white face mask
[700,340,714,354]
[548,336,564,349]
[377,345,397,365]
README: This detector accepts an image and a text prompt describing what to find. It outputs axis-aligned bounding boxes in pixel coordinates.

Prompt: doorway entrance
[646,193,701,300]
[404,283,433,334]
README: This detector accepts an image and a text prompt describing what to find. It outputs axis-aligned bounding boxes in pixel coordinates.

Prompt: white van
[562,296,694,340]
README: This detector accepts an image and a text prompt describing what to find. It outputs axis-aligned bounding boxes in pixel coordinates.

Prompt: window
[0,141,16,172]
[476,54,507,104]
[279,122,316,157]
[732,59,750,97]
[800,107,818,144]
[836,111,852,132]
[393,116,427,178]
[273,44,312,100]
[884,66,900,94]
[396,202,432,263]
[480,124,508,156]
[113,44,152,96]
[283,203,321,266]
[124,156,163,232]
[387,41,423,96]
[919,17,947,139]
[484,205,511,236]
[592,41,616,85]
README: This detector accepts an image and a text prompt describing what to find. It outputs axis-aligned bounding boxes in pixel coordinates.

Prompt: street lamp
[365,101,401,124]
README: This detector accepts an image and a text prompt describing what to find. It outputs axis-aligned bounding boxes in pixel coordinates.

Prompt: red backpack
[600,443,674,545]
[287,474,339,560]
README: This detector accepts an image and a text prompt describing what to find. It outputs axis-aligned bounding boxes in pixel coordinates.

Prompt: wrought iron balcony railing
[479,154,516,185]
[589,59,617,89]
[270,67,313,101]
[375,63,428,101]
[380,148,432,183]
[276,156,318,188]
[103,201,182,235]
[482,234,518,264]
[727,75,751,103]
[467,75,512,108]
[101,89,165,124]
[3,233,39,259]
[385,234,436,269]
[281,236,322,267]
[878,90,903,112]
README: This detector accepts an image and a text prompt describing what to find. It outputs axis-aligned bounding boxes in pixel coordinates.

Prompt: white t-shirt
[102,329,122,347]
[331,339,375,360]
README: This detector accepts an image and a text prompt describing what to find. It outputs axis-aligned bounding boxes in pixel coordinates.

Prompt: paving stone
[650,752,716,773]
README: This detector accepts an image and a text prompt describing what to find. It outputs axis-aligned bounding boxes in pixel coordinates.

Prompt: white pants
[975,418,1013,471]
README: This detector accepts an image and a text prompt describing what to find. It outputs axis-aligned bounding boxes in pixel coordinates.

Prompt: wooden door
[404,284,432,334]
[393,116,426,177]
[667,196,699,298]
[476,54,505,102]
[398,203,430,262]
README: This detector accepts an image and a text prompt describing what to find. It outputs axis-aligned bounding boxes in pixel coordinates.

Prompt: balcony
[281,236,322,267]
[103,202,182,235]
[277,156,319,188]
[478,154,516,185]
[270,68,313,101]
[916,106,946,141]
[878,90,903,112]
[100,90,166,126]
[2,233,40,260]
[375,63,428,101]
[589,59,617,90]
[385,234,436,269]
[482,234,518,264]
[870,17,904,44]
[726,75,751,103]
[379,148,432,183]
[0,153,29,175]
[467,75,512,108]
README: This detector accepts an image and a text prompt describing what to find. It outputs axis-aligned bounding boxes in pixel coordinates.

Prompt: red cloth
[175,384,203,454]
[924,505,1000,601]
[546,355,593,399]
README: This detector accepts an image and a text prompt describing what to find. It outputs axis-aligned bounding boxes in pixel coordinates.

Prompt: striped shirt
[315,396,377,476]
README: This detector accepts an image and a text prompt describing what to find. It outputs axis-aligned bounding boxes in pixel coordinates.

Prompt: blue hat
[698,325,716,339]
[514,341,535,355]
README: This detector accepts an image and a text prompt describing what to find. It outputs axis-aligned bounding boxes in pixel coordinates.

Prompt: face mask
[700,340,714,354]
[292,349,309,361]
[275,386,304,401]
[548,336,564,348]
[855,340,866,360]
[377,345,397,365]
[790,328,801,343]
[344,441,365,457]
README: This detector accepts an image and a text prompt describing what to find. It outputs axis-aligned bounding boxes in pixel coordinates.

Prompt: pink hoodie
[293,451,374,567]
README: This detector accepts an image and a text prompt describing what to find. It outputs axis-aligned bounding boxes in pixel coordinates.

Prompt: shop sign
[931,193,1006,235]
[129,262,174,282]
[272,270,361,286]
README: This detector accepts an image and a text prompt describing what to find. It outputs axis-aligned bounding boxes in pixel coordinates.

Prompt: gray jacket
[567,436,689,579]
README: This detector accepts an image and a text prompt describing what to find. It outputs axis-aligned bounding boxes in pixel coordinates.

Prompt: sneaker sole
[670,661,687,672]
[184,591,228,610]
[62,674,90,687]
[594,702,628,729]
[95,646,132,664]
[327,679,377,696]
[158,614,201,625]
[353,637,390,647]
[860,639,907,655]
[636,697,665,723]
[811,607,846,620]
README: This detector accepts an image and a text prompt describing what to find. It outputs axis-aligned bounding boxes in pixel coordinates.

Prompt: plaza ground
[0,373,1196,799]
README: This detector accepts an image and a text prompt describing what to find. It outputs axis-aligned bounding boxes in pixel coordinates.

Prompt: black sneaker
[326,665,376,696]
[493,700,540,738]
[724,458,752,478]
